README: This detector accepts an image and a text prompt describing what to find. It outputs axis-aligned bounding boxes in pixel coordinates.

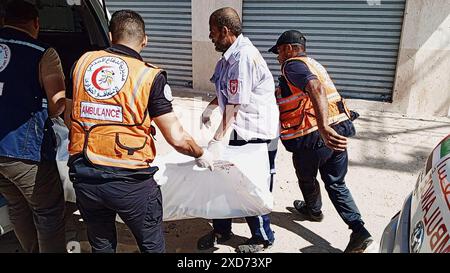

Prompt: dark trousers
[213,137,277,243]
[292,147,364,231]
[0,157,66,253]
[73,178,164,253]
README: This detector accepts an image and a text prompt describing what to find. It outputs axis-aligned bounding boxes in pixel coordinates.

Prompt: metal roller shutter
[242,0,406,101]
[106,0,192,87]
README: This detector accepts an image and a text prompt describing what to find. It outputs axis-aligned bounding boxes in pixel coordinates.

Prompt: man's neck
[222,35,239,57]
[228,36,237,48]
[114,41,141,54]
[290,52,306,59]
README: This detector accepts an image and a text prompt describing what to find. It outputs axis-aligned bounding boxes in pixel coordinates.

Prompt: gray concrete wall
[191,0,242,95]
[188,0,450,118]
[392,0,450,117]
[286,0,450,119]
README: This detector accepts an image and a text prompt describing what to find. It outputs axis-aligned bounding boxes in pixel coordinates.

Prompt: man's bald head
[209,7,242,37]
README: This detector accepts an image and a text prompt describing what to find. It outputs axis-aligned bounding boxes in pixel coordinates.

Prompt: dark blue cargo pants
[73,177,164,253]
[292,147,364,232]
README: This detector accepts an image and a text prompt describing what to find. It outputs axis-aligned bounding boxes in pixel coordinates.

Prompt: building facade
[105,0,450,117]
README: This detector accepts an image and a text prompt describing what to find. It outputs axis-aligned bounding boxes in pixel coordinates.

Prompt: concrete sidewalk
[0,95,449,253]
[159,96,450,253]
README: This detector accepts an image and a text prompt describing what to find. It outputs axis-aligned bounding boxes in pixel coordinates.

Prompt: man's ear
[286,44,293,52]
[142,35,148,48]
[221,26,229,36]
[286,44,296,58]
[34,17,40,34]
[289,44,299,57]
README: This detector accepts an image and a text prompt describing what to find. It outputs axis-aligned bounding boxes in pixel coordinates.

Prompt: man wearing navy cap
[269,30,373,253]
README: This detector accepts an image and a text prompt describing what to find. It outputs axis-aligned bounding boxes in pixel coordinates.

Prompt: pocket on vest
[114,133,149,157]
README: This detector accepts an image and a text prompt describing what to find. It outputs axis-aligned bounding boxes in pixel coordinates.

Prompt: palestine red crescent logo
[84,56,129,100]
[229,79,238,95]
[0,44,11,72]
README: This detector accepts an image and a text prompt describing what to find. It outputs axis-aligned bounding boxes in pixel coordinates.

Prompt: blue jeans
[213,136,277,244]
[292,147,364,232]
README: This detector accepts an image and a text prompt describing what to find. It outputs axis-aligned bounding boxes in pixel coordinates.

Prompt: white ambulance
[380,134,450,253]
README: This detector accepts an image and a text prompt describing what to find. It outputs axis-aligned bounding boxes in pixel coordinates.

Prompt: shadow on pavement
[270,210,342,253]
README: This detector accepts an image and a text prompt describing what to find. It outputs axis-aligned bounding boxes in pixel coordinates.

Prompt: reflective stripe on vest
[280,113,349,140]
[0,38,46,52]
[277,57,350,140]
[68,50,160,169]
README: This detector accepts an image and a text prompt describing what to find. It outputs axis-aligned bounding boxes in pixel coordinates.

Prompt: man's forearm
[204,97,219,113]
[209,97,219,107]
[40,48,66,118]
[306,79,348,151]
[153,112,204,158]
[306,80,329,129]
[172,132,204,158]
[213,104,239,140]
[48,97,65,118]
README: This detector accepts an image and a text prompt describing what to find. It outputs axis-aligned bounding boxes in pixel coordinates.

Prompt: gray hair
[210,7,242,37]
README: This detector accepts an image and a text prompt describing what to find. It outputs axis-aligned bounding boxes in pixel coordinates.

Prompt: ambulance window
[36,0,85,33]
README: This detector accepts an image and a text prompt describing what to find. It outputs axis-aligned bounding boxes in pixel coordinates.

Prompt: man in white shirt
[197,7,279,253]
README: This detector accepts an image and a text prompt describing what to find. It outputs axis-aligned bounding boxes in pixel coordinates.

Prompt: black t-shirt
[67,44,173,182]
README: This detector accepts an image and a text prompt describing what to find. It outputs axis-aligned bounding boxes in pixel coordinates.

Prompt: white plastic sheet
[154,143,273,221]
[52,117,273,221]
[52,118,76,203]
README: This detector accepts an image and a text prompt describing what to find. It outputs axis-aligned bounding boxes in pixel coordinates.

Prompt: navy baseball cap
[268,30,306,54]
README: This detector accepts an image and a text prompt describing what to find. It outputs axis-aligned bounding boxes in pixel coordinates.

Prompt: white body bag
[53,118,273,221]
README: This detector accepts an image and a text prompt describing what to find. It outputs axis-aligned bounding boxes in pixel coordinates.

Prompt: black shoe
[293,200,324,222]
[236,237,273,253]
[344,226,373,253]
[197,231,233,250]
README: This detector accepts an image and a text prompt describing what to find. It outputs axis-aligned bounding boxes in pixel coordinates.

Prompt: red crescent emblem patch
[229,79,238,95]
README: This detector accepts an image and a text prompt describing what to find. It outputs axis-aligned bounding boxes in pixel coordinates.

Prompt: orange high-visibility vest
[69,50,162,169]
[276,56,350,140]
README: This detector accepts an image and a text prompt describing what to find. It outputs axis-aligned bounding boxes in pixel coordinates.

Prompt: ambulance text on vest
[80,101,123,122]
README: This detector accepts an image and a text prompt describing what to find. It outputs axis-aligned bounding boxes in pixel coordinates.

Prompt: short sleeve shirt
[210,34,279,141]
[284,59,317,91]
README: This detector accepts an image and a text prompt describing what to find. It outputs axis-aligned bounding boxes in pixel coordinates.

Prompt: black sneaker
[293,200,324,222]
[236,237,273,253]
[197,231,233,250]
[344,226,373,253]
